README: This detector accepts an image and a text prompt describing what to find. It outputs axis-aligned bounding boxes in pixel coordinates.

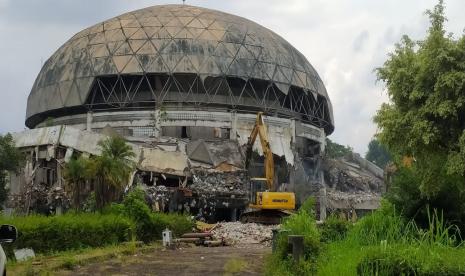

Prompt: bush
[0,213,134,254]
[387,166,465,238]
[319,214,351,243]
[108,188,193,243]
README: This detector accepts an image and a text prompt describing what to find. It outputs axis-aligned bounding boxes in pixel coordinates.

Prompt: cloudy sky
[0,0,464,154]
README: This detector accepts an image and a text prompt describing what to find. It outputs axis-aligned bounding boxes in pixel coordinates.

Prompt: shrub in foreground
[0,213,134,254]
[265,198,321,275]
[108,188,193,242]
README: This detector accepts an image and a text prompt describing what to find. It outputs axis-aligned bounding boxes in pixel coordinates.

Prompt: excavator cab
[249,178,295,210]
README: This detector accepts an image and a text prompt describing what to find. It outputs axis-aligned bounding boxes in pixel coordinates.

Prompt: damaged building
[8,4,382,221]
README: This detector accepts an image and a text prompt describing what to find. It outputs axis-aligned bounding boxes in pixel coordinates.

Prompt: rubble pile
[323,157,383,193]
[327,190,379,203]
[7,184,70,214]
[211,222,277,247]
[190,170,249,196]
[142,185,171,212]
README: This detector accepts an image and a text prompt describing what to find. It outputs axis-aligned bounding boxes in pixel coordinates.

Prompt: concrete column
[319,185,327,221]
[86,111,93,131]
[290,119,296,145]
[56,162,62,188]
[320,134,326,153]
[288,235,304,261]
[230,208,238,222]
[56,205,63,216]
[230,111,238,140]
[153,108,161,138]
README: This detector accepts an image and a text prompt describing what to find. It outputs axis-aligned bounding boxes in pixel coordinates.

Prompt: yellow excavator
[240,112,295,224]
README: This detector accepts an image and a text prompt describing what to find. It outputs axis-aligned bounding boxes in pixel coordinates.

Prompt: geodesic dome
[26,4,333,134]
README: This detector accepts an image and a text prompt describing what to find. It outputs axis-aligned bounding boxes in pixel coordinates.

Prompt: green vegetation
[64,135,136,210]
[107,188,193,243]
[83,135,136,209]
[7,241,160,275]
[265,198,321,275]
[375,0,465,220]
[0,189,192,258]
[94,136,135,209]
[0,213,134,254]
[63,155,89,210]
[319,214,351,243]
[0,133,23,207]
[267,200,465,275]
[365,138,391,168]
[372,0,465,236]
[264,2,465,275]
[325,138,352,158]
[224,258,248,275]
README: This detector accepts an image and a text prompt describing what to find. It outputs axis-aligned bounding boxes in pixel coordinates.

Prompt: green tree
[87,136,136,209]
[64,155,89,210]
[365,139,391,168]
[375,0,465,197]
[325,138,353,158]
[0,133,23,207]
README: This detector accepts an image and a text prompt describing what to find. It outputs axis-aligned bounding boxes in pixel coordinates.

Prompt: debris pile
[211,222,277,247]
[7,184,70,214]
[323,156,383,193]
[190,170,249,196]
[142,185,171,212]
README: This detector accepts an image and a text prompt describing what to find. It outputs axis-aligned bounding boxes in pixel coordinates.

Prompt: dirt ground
[57,245,270,276]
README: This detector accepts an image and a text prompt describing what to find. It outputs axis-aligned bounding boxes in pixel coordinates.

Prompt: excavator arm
[240,112,295,223]
[245,112,274,191]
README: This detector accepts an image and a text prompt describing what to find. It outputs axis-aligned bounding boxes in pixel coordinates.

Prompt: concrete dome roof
[27,4,333,133]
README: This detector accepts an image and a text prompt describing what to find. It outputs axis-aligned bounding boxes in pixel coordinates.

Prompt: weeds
[60,257,79,270]
[319,214,351,243]
[224,258,248,275]
[265,198,320,276]
[268,198,465,275]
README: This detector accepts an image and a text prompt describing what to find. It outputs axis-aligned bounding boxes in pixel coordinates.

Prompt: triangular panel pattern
[28,4,333,133]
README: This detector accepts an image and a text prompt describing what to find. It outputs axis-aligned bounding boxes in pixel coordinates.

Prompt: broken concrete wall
[321,154,384,217]
[6,146,71,215]
[323,156,383,193]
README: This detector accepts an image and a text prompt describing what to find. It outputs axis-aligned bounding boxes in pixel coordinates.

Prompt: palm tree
[63,156,89,210]
[89,136,136,209]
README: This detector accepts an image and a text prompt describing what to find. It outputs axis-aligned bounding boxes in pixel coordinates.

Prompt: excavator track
[239,209,293,225]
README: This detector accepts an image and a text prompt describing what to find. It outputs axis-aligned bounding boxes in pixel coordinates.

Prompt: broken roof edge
[11,126,190,177]
[12,125,107,156]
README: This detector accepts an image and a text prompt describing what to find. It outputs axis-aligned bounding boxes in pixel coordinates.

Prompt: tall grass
[264,198,321,276]
[318,202,465,275]
[346,201,412,245]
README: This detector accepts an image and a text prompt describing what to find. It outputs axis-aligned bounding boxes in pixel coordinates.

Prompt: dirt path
[57,245,270,276]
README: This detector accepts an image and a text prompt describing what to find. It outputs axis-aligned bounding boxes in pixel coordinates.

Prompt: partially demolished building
[8,4,382,220]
